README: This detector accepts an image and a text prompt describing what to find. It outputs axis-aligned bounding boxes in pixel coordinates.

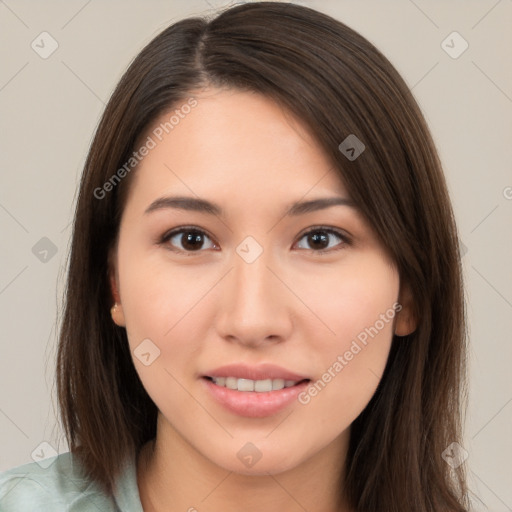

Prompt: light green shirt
[0,451,143,511]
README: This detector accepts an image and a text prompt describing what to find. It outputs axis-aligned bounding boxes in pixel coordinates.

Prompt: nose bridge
[216,237,291,344]
[231,239,277,312]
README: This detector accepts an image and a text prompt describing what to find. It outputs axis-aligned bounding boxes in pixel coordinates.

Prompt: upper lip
[203,363,310,382]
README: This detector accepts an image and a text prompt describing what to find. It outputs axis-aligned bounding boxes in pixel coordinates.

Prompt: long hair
[56,3,469,510]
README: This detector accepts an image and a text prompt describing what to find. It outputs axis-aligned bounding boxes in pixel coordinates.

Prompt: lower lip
[201,378,310,418]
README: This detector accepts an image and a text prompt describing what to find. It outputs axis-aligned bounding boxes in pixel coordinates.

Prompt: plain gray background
[1,0,511,510]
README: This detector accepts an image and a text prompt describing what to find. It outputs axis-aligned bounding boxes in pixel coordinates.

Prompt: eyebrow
[144,195,356,217]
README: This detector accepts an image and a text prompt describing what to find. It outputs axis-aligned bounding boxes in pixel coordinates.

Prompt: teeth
[225,377,237,390]
[211,377,299,391]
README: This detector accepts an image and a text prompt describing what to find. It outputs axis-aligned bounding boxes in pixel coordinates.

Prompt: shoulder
[0,451,117,511]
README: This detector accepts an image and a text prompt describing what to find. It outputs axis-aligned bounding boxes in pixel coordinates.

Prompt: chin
[205,442,306,477]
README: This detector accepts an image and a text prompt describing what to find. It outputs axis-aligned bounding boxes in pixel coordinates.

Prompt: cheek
[115,236,207,400]
[302,255,399,344]
[116,234,197,340]
[117,252,206,415]
[297,257,399,418]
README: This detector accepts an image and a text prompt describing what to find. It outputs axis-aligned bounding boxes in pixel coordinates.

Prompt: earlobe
[110,301,126,327]
[394,283,417,337]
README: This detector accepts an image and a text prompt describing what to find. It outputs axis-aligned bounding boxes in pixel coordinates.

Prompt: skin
[109,87,416,512]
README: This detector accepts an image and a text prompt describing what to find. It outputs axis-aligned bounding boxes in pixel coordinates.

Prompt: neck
[137,413,353,512]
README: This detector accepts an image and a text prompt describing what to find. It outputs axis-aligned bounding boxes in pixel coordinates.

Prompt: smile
[206,376,305,392]
[201,377,311,418]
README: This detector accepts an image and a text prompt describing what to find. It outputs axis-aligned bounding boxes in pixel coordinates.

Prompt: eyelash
[157,225,351,256]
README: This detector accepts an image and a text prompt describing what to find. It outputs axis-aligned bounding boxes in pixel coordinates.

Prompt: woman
[0,2,469,511]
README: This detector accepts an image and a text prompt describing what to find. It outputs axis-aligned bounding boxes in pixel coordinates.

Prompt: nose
[215,246,293,348]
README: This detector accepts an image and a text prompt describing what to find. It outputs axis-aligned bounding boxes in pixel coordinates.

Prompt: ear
[394,282,417,336]
[108,247,126,327]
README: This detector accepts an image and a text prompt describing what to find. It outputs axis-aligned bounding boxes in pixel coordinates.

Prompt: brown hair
[56,2,469,510]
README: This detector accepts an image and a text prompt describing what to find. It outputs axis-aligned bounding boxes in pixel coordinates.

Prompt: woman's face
[110,87,414,476]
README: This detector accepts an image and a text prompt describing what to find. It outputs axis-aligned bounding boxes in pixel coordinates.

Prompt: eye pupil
[182,231,204,251]
[308,231,329,250]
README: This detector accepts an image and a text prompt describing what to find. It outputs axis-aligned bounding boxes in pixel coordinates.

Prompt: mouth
[202,376,310,392]
[200,365,312,418]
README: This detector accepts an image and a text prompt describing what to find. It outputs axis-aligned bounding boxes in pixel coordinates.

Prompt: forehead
[126,87,348,210]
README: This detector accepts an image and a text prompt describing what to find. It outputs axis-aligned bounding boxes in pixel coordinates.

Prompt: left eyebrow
[286,196,356,216]
[144,195,356,217]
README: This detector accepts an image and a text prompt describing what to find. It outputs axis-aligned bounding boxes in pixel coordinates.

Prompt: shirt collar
[113,449,144,512]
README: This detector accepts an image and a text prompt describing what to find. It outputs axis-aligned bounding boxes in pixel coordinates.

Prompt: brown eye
[295,227,349,253]
[160,228,216,254]
[159,225,349,256]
